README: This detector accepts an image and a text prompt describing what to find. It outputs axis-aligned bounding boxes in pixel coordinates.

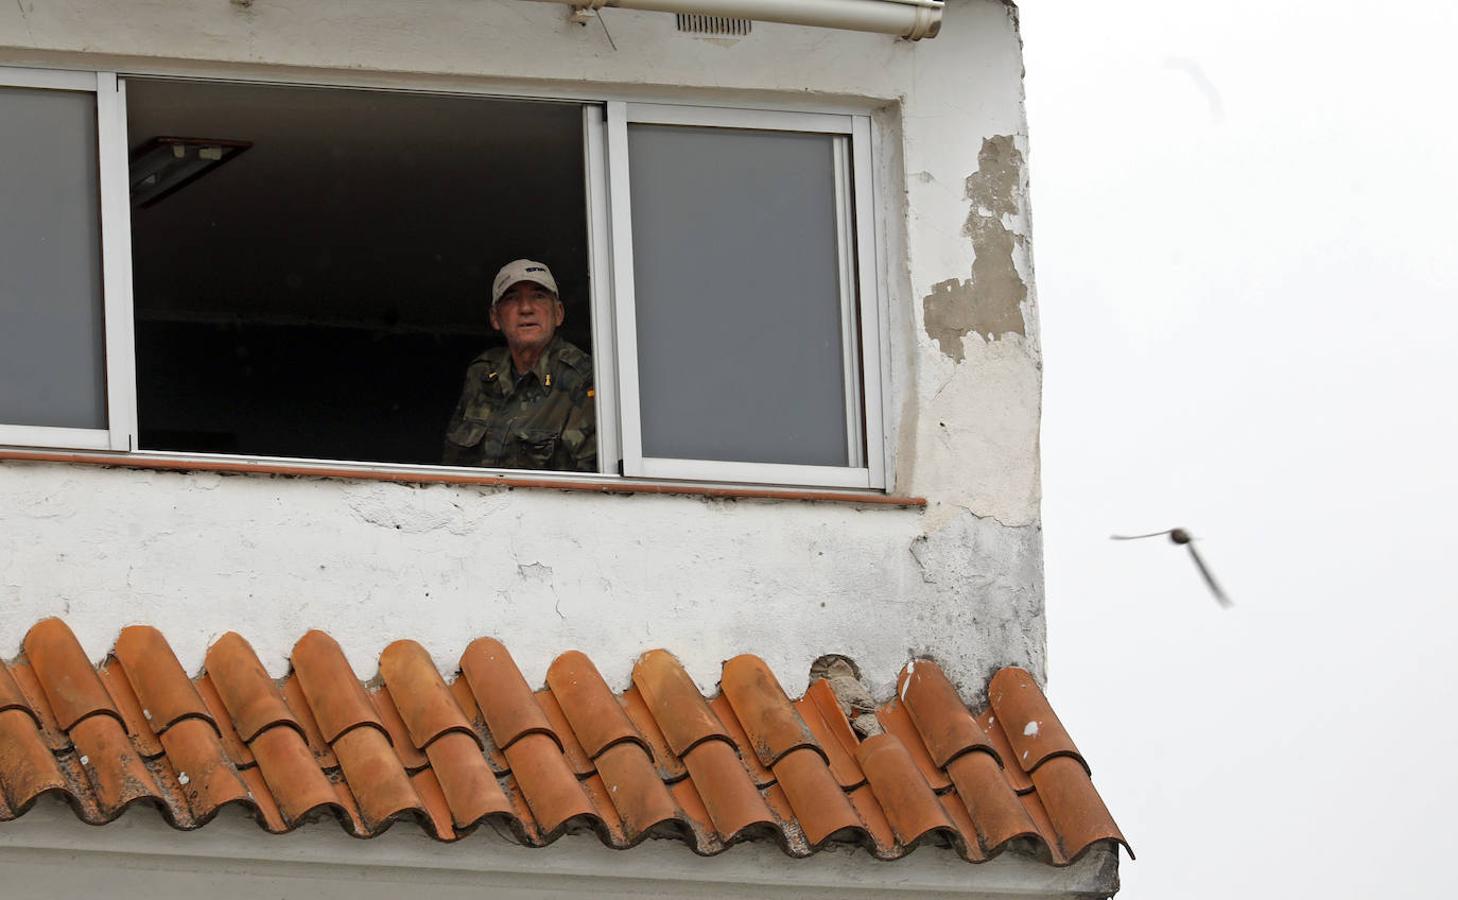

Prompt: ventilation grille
[675,14,752,36]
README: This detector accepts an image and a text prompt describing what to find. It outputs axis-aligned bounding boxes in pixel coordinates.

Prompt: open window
[125,79,592,467]
[1,69,888,491]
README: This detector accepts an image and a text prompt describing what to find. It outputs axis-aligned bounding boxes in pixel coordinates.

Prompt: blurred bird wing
[1186,543,1233,607]
[1111,530,1175,540]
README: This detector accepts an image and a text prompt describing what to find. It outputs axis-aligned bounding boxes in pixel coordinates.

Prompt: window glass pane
[0,86,106,430]
[628,124,850,468]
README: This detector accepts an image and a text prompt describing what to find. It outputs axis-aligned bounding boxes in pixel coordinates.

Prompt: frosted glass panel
[628,124,850,467]
[0,86,106,430]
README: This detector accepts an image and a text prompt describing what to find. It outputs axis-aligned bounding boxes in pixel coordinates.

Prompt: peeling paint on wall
[922,134,1028,360]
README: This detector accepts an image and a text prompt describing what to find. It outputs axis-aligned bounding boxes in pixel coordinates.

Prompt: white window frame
[603,102,886,490]
[0,66,136,453]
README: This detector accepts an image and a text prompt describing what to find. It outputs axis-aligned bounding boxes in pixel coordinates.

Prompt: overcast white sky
[1019,2,1458,896]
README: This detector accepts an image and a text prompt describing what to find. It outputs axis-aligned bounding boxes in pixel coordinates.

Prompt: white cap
[491,259,559,305]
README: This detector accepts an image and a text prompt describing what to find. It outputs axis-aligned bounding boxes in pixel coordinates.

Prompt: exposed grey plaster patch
[904,510,1046,698]
[1072,846,1122,899]
[922,135,1028,361]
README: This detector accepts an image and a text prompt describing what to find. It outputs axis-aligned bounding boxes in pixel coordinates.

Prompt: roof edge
[0,797,1122,897]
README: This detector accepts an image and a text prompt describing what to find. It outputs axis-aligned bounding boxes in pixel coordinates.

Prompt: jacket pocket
[446,420,489,448]
[512,429,559,468]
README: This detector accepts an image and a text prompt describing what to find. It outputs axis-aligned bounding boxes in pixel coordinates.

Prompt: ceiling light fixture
[129,136,252,208]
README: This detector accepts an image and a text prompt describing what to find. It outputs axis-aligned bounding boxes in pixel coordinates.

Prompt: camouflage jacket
[442,337,596,472]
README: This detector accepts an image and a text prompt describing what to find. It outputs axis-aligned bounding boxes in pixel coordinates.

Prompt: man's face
[490,280,564,354]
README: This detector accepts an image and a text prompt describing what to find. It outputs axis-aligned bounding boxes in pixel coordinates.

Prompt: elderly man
[442,259,595,471]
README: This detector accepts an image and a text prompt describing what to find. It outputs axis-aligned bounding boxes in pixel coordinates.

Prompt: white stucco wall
[0,0,1044,701]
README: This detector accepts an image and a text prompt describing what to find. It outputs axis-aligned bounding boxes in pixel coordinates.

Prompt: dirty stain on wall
[922,134,1028,361]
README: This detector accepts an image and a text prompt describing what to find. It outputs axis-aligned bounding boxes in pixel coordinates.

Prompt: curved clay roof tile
[378,640,478,753]
[459,637,558,753]
[113,625,213,733]
[22,618,120,733]
[720,654,823,769]
[203,633,299,744]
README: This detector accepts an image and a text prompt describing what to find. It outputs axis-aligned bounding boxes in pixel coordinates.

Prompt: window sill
[0,448,925,508]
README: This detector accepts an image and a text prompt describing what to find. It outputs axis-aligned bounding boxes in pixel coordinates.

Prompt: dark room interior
[126,78,591,465]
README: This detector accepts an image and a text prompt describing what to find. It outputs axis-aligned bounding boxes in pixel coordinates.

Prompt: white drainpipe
[534,0,944,40]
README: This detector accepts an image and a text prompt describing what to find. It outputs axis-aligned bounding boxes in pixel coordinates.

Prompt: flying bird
[1111,528,1232,608]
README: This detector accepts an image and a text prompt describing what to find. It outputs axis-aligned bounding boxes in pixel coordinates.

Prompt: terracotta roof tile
[410,767,456,840]
[938,789,987,861]
[331,724,419,828]
[579,773,626,843]
[622,685,689,782]
[547,651,648,760]
[0,662,33,719]
[1028,755,1129,861]
[770,747,861,846]
[856,733,954,846]
[378,640,476,752]
[237,765,285,831]
[677,736,773,840]
[501,731,595,835]
[155,716,250,821]
[632,650,729,757]
[196,673,255,768]
[459,638,558,753]
[944,746,1040,851]
[69,712,159,816]
[204,633,300,744]
[248,723,340,826]
[112,625,212,733]
[900,659,1002,769]
[329,775,369,835]
[291,631,385,745]
[720,655,823,769]
[988,667,1085,775]
[592,740,679,841]
[761,780,796,828]
[97,658,165,759]
[667,774,715,844]
[0,620,1126,868]
[447,669,482,721]
[1017,789,1065,862]
[534,688,595,778]
[22,618,119,732]
[6,661,68,752]
[977,707,1033,793]
[0,706,67,813]
[281,675,339,769]
[421,729,513,828]
[846,782,897,851]
[707,691,774,787]
[445,673,510,775]
[796,679,866,790]
[877,699,952,792]
[370,684,429,772]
